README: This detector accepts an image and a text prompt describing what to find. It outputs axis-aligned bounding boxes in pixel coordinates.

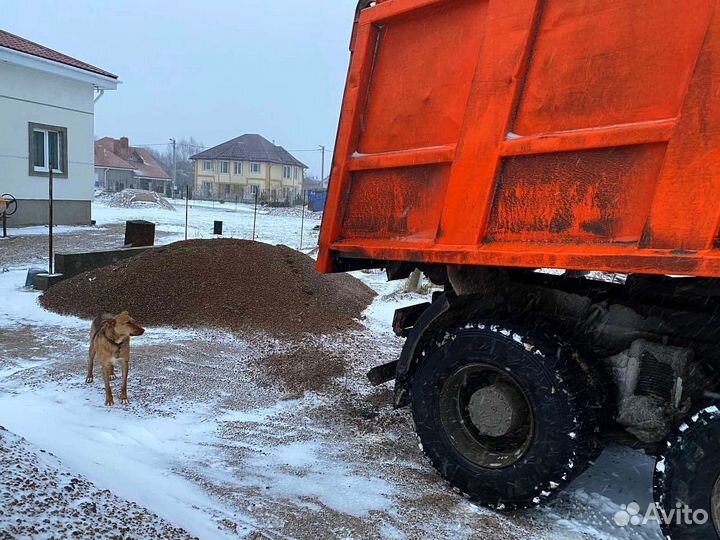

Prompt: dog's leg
[102,362,114,406]
[86,341,95,384]
[120,352,129,405]
[109,365,117,381]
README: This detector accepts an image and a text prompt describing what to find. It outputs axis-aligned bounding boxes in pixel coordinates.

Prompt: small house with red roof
[95,137,171,195]
[0,29,118,226]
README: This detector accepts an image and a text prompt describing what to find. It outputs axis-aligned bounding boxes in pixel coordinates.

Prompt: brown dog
[86,312,145,406]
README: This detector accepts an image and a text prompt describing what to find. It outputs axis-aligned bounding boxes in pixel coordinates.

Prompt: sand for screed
[108,189,176,210]
[40,239,376,336]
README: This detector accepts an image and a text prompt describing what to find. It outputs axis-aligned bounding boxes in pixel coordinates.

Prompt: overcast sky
[2,0,358,176]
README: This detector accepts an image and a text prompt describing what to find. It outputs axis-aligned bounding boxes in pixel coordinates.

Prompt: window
[250,162,261,174]
[293,167,299,180]
[234,161,243,175]
[220,161,229,174]
[203,160,213,171]
[29,123,67,176]
[249,184,259,195]
[283,165,291,180]
[224,184,231,194]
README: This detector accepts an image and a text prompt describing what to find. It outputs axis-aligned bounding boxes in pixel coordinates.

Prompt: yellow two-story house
[191,134,307,203]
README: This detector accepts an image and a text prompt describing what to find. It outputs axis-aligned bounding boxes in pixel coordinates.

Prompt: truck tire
[653,406,720,539]
[410,321,601,510]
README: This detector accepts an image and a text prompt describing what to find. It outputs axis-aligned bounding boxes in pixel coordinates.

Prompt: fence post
[48,168,54,274]
[185,185,189,241]
[252,190,258,241]
[299,189,306,250]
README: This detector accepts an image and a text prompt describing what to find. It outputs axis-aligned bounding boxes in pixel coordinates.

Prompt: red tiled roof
[0,29,117,79]
[133,148,172,181]
[95,138,171,181]
[94,145,134,170]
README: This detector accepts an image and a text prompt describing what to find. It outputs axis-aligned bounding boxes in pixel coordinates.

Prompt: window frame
[220,160,229,174]
[234,161,243,175]
[250,162,262,175]
[28,122,68,178]
[202,160,214,171]
[293,167,299,180]
[283,165,291,180]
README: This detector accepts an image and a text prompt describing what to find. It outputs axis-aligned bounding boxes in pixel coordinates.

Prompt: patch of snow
[0,384,240,540]
[237,439,396,518]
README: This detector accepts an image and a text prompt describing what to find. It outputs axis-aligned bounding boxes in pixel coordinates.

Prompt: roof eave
[135,175,172,181]
[190,155,307,168]
[0,46,119,90]
[95,165,135,171]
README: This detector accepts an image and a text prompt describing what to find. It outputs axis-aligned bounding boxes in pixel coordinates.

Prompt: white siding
[0,62,95,202]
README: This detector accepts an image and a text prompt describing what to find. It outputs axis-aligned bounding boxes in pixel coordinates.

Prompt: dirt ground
[0,427,197,540]
[2,216,651,540]
[0,223,175,269]
[1,315,553,539]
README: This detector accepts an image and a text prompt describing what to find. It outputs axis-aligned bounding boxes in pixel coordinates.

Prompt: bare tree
[143,137,205,191]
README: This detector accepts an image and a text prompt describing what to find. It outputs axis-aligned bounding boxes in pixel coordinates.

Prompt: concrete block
[32,273,64,291]
[124,220,155,247]
[54,246,155,279]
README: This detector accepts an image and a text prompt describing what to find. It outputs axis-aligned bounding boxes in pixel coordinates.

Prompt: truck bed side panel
[318,0,720,277]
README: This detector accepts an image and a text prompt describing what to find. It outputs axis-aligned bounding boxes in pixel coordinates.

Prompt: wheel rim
[712,475,720,535]
[1,194,17,217]
[439,363,534,469]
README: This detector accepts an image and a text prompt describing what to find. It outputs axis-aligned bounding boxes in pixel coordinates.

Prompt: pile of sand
[40,239,375,336]
[108,189,175,211]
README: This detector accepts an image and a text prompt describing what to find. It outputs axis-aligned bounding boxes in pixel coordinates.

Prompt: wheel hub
[468,383,528,437]
[439,364,534,468]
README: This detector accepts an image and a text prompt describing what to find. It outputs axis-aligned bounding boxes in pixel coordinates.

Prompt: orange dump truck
[318,1,720,537]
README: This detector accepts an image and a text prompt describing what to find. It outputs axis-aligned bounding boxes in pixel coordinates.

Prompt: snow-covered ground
[0,198,664,539]
[93,195,322,251]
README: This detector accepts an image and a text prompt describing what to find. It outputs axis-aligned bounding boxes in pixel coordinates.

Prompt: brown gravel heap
[40,239,376,336]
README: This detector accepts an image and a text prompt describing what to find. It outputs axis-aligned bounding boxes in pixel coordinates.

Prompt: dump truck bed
[318,0,720,278]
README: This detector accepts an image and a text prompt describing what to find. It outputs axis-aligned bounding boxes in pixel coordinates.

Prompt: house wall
[95,167,135,192]
[0,62,95,226]
[194,159,304,202]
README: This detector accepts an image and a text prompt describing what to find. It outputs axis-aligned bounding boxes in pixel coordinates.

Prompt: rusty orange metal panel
[512,0,712,134]
[318,0,720,278]
[486,144,667,244]
[341,165,450,242]
[357,0,488,154]
[642,4,720,251]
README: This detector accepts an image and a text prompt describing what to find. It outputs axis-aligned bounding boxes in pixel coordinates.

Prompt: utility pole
[48,167,54,275]
[319,145,326,187]
[170,138,177,194]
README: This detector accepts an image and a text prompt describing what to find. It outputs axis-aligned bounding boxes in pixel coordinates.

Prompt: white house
[0,29,118,226]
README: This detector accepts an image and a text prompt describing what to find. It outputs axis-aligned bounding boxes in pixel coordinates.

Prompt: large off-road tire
[410,321,602,510]
[654,406,720,539]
